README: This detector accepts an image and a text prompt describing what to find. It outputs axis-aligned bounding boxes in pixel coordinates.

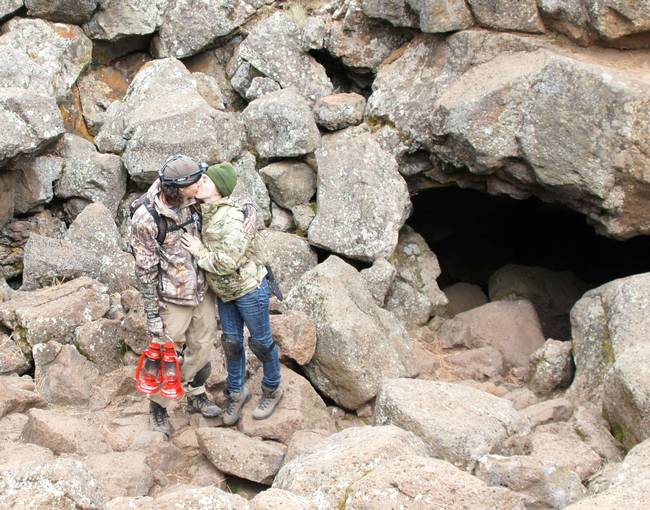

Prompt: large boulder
[259,161,316,209]
[0,277,110,347]
[308,126,411,262]
[569,273,650,401]
[368,30,650,239]
[489,264,588,340]
[154,0,271,58]
[361,0,473,33]
[602,343,650,449]
[96,58,245,183]
[54,134,127,218]
[286,256,417,409]
[314,93,366,131]
[0,18,92,102]
[0,458,104,510]
[13,156,64,214]
[237,11,333,102]
[262,230,317,297]
[375,379,520,470]
[25,0,100,24]
[242,87,320,159]
[84,451,153,499]
[273,425,433,508]
[0,89,64,165]
[82,0,168,41]
[385,225,447,325]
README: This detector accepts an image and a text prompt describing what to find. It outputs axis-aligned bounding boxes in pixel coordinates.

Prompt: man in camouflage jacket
[131,155,229,436]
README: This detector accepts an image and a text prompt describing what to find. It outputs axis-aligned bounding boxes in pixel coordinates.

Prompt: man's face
[178,180,201,200]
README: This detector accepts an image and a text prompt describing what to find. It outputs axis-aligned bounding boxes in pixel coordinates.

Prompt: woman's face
[195,174,220,201]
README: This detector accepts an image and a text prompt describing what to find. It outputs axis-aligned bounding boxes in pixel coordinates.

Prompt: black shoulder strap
[144,201,167,245]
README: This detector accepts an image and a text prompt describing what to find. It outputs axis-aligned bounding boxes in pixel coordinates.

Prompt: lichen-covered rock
[360,258,396,307]
[238,11,333,102]
[13,156,64,214]
[314,93,366,131]
[0,89,64,165]
[82,0,168,41]
[228,151,272,225]
[242,87,320,159]
[308,126,411,262]
[262,230,318,297]
[569,272,650,401]
[528,339,574,395]
[25,0,100,24]
[286,256,417,409]
[361,0,474,33]
[0,0,22,20]
[84,451,153,499]
[249,488,313,510]
[0,18,92,102]
[260,161,316,209]
[96,58,245,183]
[368,30,650,239]
[77,65,131,136]
[375,379,520,470]
[467,0,545,33]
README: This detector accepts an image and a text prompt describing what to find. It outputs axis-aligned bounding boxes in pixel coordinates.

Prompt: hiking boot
[149,401,171,437]
[252,385,283,420]
[187,393,222,418]
[222,386,251,426]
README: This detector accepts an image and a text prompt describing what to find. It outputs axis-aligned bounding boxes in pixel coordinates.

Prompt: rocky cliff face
[1,1,650,508]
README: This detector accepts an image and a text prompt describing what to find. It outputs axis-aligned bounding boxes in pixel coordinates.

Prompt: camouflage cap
[159,155,205,187]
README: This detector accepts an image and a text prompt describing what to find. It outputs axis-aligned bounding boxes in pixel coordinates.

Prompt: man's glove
[146,314,164,338]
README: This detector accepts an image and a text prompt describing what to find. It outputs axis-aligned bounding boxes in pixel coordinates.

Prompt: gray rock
[238,366,335,444]
[263,230,317,298]
[290,204,316,233]
[191,71,225,110]
[33,341,101,405]
[444,345,506,381]
[273,425,433,508]
[259,161,316,209]
[0,172,14,227]
[238,11,333,102]
[230,152,271,224]
[375,379,520,470]
[155,0,269,58]
[0,0,22,20]
[368,30,650,239]
[269,203,293,232]
[242,87,320,159]
[489,264,588,340]
[528,339,574,395]
[197,427,286,485]
[22,407,110,455]
[0,375,46,419]
[308,126,411,262]
[361,0,474,32]
[84,451,153,499]
[603,343,650,449]
[360,258,396,307]
[0,89,64,165]
[249,488,313,510]
[152,485,249,509]
[13,156,63,214]
[571,403,624,463]
[286,256,417,409]
[0,18,92,102]
[587,0,650,42]
[82,0,168,40]
[96,58,245,183]
[0,334,30,375]
[25,0,99,24]
[55,134,126,218]
[385,225,447,325]
[467,0,545,33]
[0,277,110,347]
[0,458,104,510]
[537,0,596,46]
[346,455,526,509]
[569,273,650,401]
[301,15,327,50]
[314,93,366,131]
[326,0,412,71]
[245,76,281,101]
[476,454,586,509]
[519,397,575,429]
[77,66,130,136]
[75,319,124,374]
[443,282,488,317]
[229,60,256,98]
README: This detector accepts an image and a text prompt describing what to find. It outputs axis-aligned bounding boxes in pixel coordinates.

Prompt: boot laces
[258,393,274,410]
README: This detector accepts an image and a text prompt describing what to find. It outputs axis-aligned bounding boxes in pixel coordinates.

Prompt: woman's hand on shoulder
[181,233,203,255]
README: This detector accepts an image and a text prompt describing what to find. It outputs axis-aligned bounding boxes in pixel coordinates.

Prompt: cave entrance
[407,185,650,295]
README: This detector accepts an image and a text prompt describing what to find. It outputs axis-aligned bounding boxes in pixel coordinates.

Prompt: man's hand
[242,204,257,234]
[181,233,203,255]
[146,314,164,338]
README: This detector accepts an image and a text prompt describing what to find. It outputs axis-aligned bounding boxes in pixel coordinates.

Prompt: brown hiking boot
[222,386,251,426]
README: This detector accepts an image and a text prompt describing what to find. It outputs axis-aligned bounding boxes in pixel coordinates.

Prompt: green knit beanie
[206,162,237,197]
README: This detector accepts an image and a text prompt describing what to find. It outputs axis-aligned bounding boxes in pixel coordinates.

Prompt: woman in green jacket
[181,163,282,425]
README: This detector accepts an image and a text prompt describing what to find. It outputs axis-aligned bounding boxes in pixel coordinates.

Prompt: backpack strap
[143,201,167,245]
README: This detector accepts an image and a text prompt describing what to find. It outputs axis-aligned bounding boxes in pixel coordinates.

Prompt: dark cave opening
[407,186,650,293]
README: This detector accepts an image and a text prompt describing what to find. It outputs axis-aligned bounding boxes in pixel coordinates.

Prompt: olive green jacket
[192,198,267,302]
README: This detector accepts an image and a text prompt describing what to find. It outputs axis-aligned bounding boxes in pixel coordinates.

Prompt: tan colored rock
[0,333,30,375]
[519,397,574,429]
[443,282,488,317]
[468,0,544,32]
[444,345,505,380]
[570,404,623,463]
[528,339,574,395]
[238,366,335,443]
[0,375,46,419]
[250,488,314,509]
[84,451,153,499]
[0,441,54,471]
[0,412,28,442]
[281,429,332,466]
[197,427,286,485]
[270,311,316,365]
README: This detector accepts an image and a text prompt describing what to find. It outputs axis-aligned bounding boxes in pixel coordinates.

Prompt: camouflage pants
[149,291,217,409]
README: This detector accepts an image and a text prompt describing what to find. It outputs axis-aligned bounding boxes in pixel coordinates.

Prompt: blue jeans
[217,279,281,393]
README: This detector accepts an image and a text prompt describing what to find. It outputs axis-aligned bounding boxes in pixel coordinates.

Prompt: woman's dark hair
[160,184,183,208]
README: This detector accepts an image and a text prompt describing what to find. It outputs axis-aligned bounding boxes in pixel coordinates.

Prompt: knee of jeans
[221,334,243,361]
[248,336,276,363]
